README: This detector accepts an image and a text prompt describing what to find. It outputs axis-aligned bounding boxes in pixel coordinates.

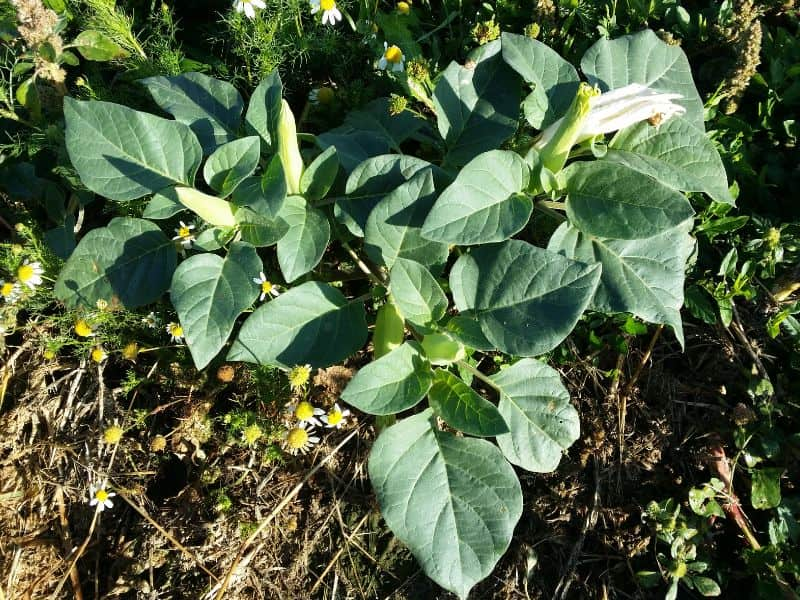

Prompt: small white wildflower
[166,322,184,343]
[310,0,342,25]
[285,400,325,427]
[89,484,116,512]
[234,0,266,19]
[321,403,351,429]
[142,311,160,329]
[253,272,281,302]
[379,42,405,72]
[16,260,44,290]
[0,280,20,303]
[284,421,320,455]
[172,221,196,249]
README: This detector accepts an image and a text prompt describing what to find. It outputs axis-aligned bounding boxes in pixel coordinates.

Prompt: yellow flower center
[122,342,139,361]
[321,0,335,10]
[178,226,191,238]
[91,348,106,363]
[327,410,343,426]
[1,282,14,297]
[295,401,315,420]
[17,264,33,282]
[170,324,183,337]
[385,45,403,63]
[243,423,263,444]
[103,425,124,444]
[261,280,273,294]
[95,489,109,503]
[288,365,311,389]
[286,427,309,449]
[317,86,335,105]
[397,1,410,14]
[43,349,56,360]
[75,319,93,337]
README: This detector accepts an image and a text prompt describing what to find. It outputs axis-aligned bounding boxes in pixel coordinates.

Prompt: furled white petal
[378,57,388,70]
[252,0,266,8]
[244,2,255,18]
[330,7,342,22]
[235,1,244,13]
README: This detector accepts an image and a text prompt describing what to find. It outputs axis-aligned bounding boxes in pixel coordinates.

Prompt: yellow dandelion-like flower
[397,1,411,15]
[284,422,320,455]
[242,423,263,445]
[91,346,107,363]
[288,364,312,390]
[43,348,56,360]
[74,319,94,337]
[103,422,124,444]
[150,435,167,452]
[122,342,139,362]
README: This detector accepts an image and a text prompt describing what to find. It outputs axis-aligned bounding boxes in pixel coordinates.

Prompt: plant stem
[456,360,500,391]
[341,241,385,286]
[534,200,567,222]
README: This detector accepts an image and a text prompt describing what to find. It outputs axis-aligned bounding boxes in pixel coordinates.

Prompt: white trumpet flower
[536,83,686,172]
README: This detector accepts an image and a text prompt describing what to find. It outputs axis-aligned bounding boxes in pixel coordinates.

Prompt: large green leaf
[490,359,579,472]
[581,29,704,128]
[563,161,694,239]
[368,410,522,600]
[170,242,262,369]
[337,155,451,237]
[428,369,508,437]
[64,98,202,201]
[340,342,432,415]
[421,150,531,245]
[548,221,694,347]
[235,207,288,247]
[245,71,283,153]
[434,41,520,167]
[606,116,734,204]
[389,258,448,330]
[203,136,261,197]
[139,72,243,153]
[317,129,390,173]
[227,281,367,368]
[445,315,494,352]
[343,97,426,150]
[143,190,185,219]
[299,146,339,202]
[72,30,128,61]
[500,32,580,129]
[55,217,177,308]
[276,195,331,282]
[231,155,287,218]
[364,169,449,269]
[451,240,601,356]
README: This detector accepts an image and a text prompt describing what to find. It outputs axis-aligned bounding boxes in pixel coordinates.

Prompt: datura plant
[58,30,731,598]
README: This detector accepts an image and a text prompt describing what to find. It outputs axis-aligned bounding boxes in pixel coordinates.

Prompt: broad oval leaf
[581,29,704,128]
[368,410,523,600]
[451,240,601,356]
[318,129,390,173]
[422,150,532,245]
[231,155,287,218]
[606,116,734,205]
[445,315,494,351]
[64,98,202,201]
[548,221,695,347]
[227,281,367,368]
[340,342,432,415]
[72,30,128,61]
[300,146,339,202]
[500,32,580,128]
[139,72,244,153]
[434,41,521,167]
[235,207,288,247]
[428,369,508,437]
[143,190,185,219]
[170,242,262,369]
[55,217,177,308]
[563,161,694,239]
[389,258,448,329]
[245,71,283,153]
[276,195,331,282]
[338,154,451,237]
[364,169,449,269]
[203,136,261,196]
[490,359,579,472]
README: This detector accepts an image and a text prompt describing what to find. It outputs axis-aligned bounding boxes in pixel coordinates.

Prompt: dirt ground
[0,307,776,599]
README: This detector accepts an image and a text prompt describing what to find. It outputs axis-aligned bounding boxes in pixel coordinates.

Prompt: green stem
[534,201,567,222]
[456,360,500,391]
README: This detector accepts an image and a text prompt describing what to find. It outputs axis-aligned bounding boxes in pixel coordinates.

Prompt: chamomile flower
[309,85,335,105]
[91,346,107,363]
[95,298,108,311]
[172,221,196,249]
[310,0,342,25]
[286,400,324,426]
[166,322,184,343]
[103,421,124,444]
[253,272,281,301]
[17,260,44,290]
[379,42,405,72]
[142,312,160,329]
[321,403,351,429]
[234,0,265,19]
[122,342,139,362]
[397,1,411,15]
[284,421,320,455]
[287,364,312,391]
[0,280,20,303]
[89,484,116,512]
[74,319,94,338]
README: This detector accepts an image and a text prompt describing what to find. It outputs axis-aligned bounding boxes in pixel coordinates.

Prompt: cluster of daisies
[1,260,44,306]
[281,364,351,455]
[232,0,408,73]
